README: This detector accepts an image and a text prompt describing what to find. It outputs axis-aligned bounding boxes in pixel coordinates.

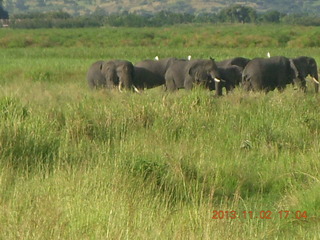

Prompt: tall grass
[0,26,320,239]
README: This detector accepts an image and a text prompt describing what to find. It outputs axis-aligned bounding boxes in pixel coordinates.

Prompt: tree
[218,4,257,23]
[15,0,29,11]
[37,0,46,7]
[262,10,281,23]
[0,7,8,19]
[0,0,8,19]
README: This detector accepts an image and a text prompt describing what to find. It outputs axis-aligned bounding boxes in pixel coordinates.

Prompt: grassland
[2,24,320,48]
[0,25,320,239]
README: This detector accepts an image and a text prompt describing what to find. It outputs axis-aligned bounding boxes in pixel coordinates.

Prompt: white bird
[154,56,159,61]
[188,55,192,60]
[267,52,271,58]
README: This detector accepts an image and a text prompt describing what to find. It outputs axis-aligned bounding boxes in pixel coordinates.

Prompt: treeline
[8,4,320,28]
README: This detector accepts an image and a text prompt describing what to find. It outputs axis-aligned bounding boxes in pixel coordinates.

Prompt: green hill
[3,0,320,16]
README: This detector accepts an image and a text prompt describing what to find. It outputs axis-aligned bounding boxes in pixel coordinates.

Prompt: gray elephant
[164,58,221,91]
[242,56,299,92]
[87,59,136,91]
[217,57,251,71]
[134,57,177,89]
[133,66,166,90]
[210,65,243,95]
[291,56,319,93]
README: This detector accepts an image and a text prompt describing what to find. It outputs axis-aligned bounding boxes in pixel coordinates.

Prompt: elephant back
[135,57,178,77]
[217,57,251,71]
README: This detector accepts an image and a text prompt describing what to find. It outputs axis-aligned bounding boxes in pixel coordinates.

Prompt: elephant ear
[307,57,317,72]
[289,59,299,79]
[188,62,200,78]
[101,61,109,73]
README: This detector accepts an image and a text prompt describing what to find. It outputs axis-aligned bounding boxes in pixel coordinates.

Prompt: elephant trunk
[210,69,222,84]
[119,75,141,93]
[121,77,133,90]
[117,71,133,91]
[106,75,118,89]
[214,80,223,96]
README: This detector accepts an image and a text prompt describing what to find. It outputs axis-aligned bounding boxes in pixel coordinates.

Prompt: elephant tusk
[214,78,226,83]
[133,85,141,93]
[118,82,123,92]
[312,77,320,84]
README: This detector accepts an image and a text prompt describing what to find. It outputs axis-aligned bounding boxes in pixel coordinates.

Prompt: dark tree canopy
[262,10,281,23]
[7,3,320,28]
[218,4,257,23]
[0,6,8,19]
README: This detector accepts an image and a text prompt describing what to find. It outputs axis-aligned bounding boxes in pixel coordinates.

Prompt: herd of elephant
[86,55,319,95]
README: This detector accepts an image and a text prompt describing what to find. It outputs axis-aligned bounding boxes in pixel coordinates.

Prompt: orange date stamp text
[212,210,308,220]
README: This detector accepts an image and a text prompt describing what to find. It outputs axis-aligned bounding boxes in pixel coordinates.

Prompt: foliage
[8,6,320,28]
[2,24,320,49]
[281,14,320,26]
[0,0,8,20]
[261,10,282,23]
[4,0,320,16]
[218,4,257,23]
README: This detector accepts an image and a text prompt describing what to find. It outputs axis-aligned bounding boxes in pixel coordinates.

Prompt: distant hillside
[3,0,320,16]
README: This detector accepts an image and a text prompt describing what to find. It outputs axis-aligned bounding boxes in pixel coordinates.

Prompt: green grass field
[0,25,320,239]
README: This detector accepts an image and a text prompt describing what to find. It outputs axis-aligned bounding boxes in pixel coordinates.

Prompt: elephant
[87,59,136,91]
[164,58,221,91]
[290,56,319,93]
[209,65,243,95]
[242,56,299,93]
[134,57,178,89]
[133,66,166,90]
[217,57,251,71]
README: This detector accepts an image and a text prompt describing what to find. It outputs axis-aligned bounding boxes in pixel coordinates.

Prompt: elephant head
[101,60,137,92]
[291,56,319,93]
[115,60,135,91]
[212,65,243,95]
[100,61,118,89]
[186,58,221,89]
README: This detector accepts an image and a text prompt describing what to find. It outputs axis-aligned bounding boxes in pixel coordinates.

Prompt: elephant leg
[300,78,307,92]
[184,76,193,90]
[277,85,286,93]
[165,78,178,92]
[225,84,234,94]
[242,80,252,91]
[295,77,307,92]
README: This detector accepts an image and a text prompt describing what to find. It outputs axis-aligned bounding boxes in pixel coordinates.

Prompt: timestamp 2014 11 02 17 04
[212,210,308,220]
